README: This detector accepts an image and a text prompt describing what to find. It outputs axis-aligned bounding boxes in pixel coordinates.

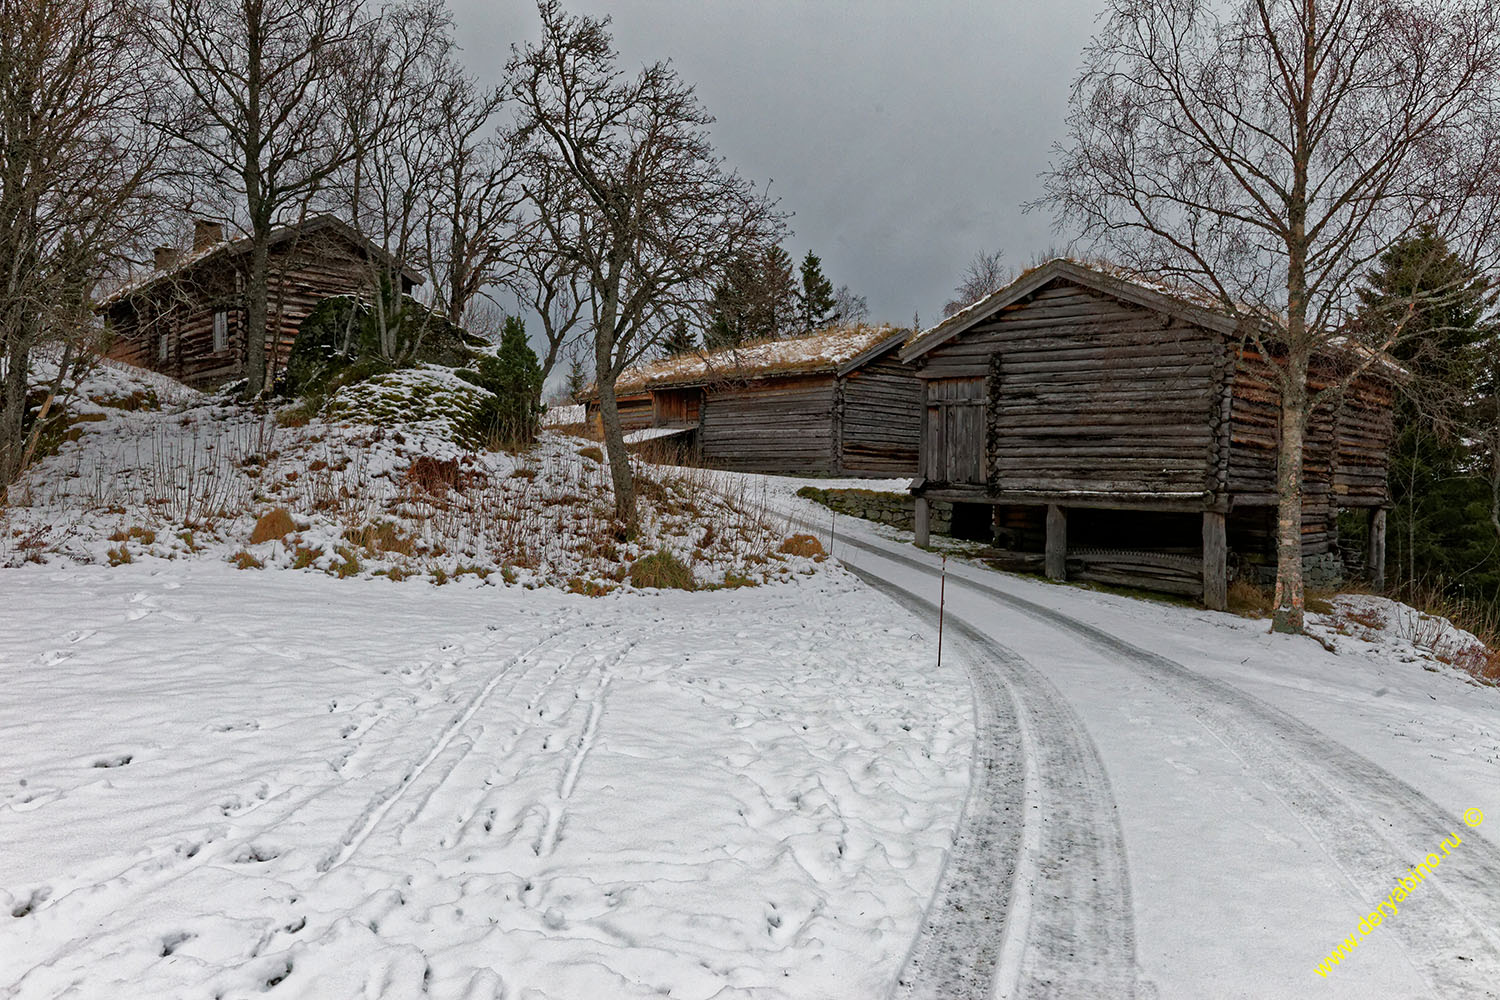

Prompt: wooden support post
[1202,510,1228,611]
[1369,508,1387,591]
[1045,504,1066,581]
[914,496,930,548]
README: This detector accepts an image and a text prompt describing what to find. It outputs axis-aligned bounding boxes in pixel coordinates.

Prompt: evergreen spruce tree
[660,319,698,357]
[1354,227,1498,599]
[469,315,544,446]
[760,246,799,338]
[564,356,588,402]
[705,255,757,349]
[705,248,798,347]
[799,250,836,332]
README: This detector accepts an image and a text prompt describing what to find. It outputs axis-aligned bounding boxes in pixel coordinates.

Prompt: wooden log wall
[1333,375,1394,507]
[652,388,702,426]
[612,394,655,433]
[837,355,921,476]
[1226,347,1392,556]
[699,375,837,474]
[104,229,399,390]
[917,281,1217,495]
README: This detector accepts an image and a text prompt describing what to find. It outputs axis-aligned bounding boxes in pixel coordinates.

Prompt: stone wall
[1243,551,1344,590]
[795,487,951,535]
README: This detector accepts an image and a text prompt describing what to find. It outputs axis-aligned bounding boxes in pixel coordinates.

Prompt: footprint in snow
[38,650,72,666]
[92,753,133,769]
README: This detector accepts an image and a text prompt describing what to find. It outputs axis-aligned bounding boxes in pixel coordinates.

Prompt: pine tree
[799,250,836,332]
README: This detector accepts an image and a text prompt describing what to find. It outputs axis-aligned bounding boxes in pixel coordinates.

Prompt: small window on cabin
[213,309,228,353]
[157,329,169,362]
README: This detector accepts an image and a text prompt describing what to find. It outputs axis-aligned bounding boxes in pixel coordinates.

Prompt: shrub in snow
[779,533,826,558]
[280,294,486,400]
[628,548,696,590]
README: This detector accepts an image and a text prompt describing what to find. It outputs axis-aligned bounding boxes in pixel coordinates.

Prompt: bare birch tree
[511,169,589,385]
[0,0,168,490]
[942,249,1008,317]
[509,1,784,527]
[149,0,383,396]
[1040,0,1500,633]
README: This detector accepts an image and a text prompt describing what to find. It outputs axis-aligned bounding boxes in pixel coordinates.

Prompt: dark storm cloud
[453,0,1104,328]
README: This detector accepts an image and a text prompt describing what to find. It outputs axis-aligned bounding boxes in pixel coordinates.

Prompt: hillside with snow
[2,358,1498,1000]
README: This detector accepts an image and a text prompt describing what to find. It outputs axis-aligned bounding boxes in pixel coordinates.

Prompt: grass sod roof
[902,257,1404,377]
[609,324,910,395]
[96,214,424,310]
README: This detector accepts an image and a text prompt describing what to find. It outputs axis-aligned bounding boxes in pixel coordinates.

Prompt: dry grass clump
[628,548,696,590]
[342,520,418,558]
[577,445,603,463]
[230,550,263,570]
[1387,581,1500,685]
[249,507,298,544]
[405,456,469,497]
[1227,578,1331,617]
[779,533,826,559]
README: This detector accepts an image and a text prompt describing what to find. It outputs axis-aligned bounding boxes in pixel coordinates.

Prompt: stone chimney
[193,218,225,251]
[153,246,180,271]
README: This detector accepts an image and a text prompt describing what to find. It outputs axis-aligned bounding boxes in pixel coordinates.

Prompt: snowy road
[785,503,1500,999]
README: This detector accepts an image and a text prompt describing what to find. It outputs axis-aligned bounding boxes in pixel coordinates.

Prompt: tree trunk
[244,227,271,396]
[594,354,636,530]
[594,271,636,528]
[1272,347,1310,633]
[0,328,32,487]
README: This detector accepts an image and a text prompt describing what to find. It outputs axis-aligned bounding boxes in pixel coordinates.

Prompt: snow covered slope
[0,564,972,999]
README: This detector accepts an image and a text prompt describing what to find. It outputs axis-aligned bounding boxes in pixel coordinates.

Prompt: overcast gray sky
[452,0,1106,329]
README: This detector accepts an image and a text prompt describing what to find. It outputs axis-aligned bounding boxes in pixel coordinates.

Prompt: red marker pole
[937,554,947,668]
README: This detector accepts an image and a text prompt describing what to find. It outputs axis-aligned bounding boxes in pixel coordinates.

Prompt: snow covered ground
[7,358,1500,998]
[0,564,972,999]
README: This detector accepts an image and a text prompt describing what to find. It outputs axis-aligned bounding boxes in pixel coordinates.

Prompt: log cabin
[587,325,920,476]
[900,259,1397,609]
[98,214,421,389]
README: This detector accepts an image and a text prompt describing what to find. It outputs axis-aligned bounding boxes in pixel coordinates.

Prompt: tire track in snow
[848,568,1143,1000]
[819,518,1500,996]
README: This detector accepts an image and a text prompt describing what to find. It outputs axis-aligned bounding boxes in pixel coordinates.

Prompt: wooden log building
[588,325,921,476]
[99,214,420,390]
[901,259,1397,609]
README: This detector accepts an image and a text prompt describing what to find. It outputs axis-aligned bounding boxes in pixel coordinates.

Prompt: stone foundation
[795,487,951,535]
[1243,551,1344,590]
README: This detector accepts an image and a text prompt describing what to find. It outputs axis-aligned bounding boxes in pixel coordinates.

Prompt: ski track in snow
[0,567,974,999]
[813,514,1500,998]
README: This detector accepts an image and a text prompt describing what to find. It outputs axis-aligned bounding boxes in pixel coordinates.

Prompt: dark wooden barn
[901,259,1396,609]
[99,214,420,389]
[589,325,921,476]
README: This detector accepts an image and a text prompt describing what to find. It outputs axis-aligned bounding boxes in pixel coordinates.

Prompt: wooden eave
[834,328,912,377]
